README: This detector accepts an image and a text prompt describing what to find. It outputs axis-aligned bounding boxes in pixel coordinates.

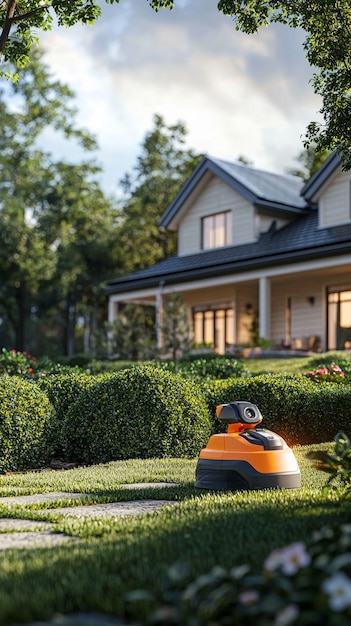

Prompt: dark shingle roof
[160,156,307,230]
[106,210,351,295]
[210,157,307,209]
[302,151,341,201]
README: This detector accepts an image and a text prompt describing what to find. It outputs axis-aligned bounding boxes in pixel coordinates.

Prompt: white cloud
[40,0,322,193]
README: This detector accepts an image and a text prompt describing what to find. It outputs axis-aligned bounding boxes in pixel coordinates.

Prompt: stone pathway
[0,484,179,624]
[0,484,177,551]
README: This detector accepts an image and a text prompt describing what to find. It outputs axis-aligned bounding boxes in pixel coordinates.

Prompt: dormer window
[202,211,232,250]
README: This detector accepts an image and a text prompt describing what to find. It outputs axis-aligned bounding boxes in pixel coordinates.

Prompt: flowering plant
[0,349,75,379]
[303,364,347,383]
[0,348,44,378]
[148,524,351,625]
[307,431,351,497]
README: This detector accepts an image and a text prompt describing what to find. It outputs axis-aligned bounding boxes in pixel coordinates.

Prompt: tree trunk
[15,282,28,352]
[63,293,76,356]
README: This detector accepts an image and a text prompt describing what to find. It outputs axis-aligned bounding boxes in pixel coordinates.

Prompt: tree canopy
[116,113,202,276]
[0,48,120,355]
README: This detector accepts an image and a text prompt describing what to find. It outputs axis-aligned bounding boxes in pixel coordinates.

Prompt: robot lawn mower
[195,401,301,491]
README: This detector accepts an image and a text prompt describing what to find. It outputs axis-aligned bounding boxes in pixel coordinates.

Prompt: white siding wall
[319,170,351,227]
[178,177,255,256]
[270,276,325,348]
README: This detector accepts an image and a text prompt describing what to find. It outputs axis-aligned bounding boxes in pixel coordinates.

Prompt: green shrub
[38,373,113,456]
[0,348,82,379]
[153,357,250,380]
[307,352,351,376]
[308,431,351,496]
[61,366,212,464]
[0,348,41,378]
[202,374,351,445]
[0,376,55,472]
[38,373,111,422]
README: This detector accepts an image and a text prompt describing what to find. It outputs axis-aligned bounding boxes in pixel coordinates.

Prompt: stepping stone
[0,492,87,505]
[44,499,175,518]
[122,482,178,489]
[0,531,79,551]
[0,519,52,531]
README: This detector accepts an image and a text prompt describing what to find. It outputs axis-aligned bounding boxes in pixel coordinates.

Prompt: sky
[40,0,322,195]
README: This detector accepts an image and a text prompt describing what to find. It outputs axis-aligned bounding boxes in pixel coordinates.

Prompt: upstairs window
[202,211,232,250]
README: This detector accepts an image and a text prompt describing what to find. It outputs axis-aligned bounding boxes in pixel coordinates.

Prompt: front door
[327,288,351,350]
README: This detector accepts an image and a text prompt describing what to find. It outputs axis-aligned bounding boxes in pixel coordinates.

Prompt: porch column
[231,288,237,347]
[156,282,164,350]
[108,298,118,324]
[259,276,271,340]
[107,299,118,356]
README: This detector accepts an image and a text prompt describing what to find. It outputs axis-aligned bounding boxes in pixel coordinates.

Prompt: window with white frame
[202,211,232,249]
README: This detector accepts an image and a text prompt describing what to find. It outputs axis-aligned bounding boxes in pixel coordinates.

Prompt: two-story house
[106,151,351,354]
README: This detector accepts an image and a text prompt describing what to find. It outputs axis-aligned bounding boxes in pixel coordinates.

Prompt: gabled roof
[106,210,351,295]
[160,155,307,230]
[302,151,341,201]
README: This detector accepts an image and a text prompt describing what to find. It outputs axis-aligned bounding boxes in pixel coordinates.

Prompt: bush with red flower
[303,364,348,383]
[0,348,77,379]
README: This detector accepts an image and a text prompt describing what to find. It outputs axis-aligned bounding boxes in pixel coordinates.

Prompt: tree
[0,49,119,355]
[162,293,193,360]
[107,303,157,360]
[0,0,101,74]
[286,143,330,182]
[40,161,120,356]
[116,114,202,276]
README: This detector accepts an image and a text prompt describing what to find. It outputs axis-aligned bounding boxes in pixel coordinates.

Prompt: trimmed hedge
[60,366,212,464]
[0,376,55,472]
[153,357,250,380]
[202,374,351,445]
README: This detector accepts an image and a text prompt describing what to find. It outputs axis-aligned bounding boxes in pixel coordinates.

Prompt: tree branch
[0,0,18,58]
[11,3,52,23]
[0,0,51,59]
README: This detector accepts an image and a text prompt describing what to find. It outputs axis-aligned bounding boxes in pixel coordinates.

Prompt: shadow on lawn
[0,490,349,626]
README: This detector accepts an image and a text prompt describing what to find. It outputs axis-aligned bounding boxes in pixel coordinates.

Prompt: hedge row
[1,369,351,471]
[0,367,212,471]
[202,374,351,445]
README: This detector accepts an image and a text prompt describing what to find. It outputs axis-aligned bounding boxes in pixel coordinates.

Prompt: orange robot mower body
[195,401,301,491]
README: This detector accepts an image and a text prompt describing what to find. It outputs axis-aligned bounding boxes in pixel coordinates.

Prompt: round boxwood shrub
[61,365,212,464]
[0,376,55,472]
[38,372,115,457]
[38,373,112,422]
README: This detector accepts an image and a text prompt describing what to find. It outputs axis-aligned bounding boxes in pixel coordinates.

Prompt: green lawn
[243,356,313,374]
[0,445,348,625]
